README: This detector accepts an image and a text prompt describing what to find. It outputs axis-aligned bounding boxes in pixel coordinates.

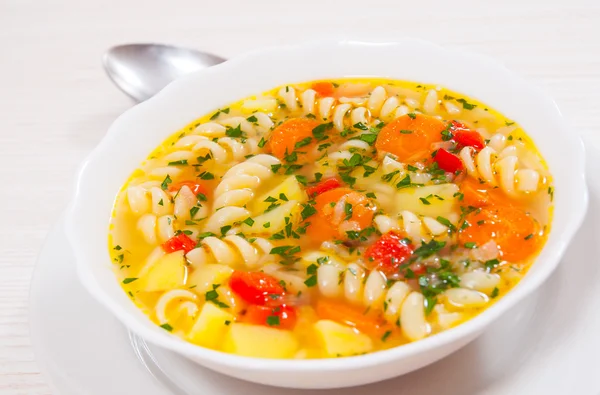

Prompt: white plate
[31,142,600,395]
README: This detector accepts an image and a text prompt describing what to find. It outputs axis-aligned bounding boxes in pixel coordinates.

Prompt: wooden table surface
[1,0,598,393]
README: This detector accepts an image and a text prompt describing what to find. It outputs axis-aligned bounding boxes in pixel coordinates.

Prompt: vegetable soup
[109,79,552,359]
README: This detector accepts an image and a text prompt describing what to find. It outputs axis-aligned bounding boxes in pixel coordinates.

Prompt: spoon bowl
[103,44,226,102]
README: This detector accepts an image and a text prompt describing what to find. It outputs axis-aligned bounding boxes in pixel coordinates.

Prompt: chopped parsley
[205,284,229,308]
[266,315,280,326]
[160,323,173,332]
[304,275,317,287]
[160,175,172,190]
[122,277,138,284]
[294,137,312,148]
[436,216,456,231]
[456,98,476,110]
[168,159,188,166]
[490,287,500,298]
[381,331,392,342]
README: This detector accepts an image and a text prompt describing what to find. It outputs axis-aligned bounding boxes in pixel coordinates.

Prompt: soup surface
[109,79,553,359]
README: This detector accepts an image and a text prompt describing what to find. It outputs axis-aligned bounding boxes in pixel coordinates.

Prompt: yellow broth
[109,79,552,359]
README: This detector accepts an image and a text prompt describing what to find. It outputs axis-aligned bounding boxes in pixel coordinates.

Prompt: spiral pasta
[316,263,431,341]
[203,154,280,233]
[459,139,542,195]
[186,235,274,269]
[277,86,379,131]
[155,289,198,326]
[373,212,453,244]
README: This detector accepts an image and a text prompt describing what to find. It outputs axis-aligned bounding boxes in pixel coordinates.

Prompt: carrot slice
[458,206,541,262]
[375,114,445,163]
[460,177,512,208]
[305,188,376,244]
[268,118,320,161]
[311,82,335,97]
[315,299,393,337]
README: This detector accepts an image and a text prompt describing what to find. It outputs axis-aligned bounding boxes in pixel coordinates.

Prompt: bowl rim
[66,36,588,372]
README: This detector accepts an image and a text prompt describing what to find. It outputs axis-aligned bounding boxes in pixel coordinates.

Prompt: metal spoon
[103,44,226,102]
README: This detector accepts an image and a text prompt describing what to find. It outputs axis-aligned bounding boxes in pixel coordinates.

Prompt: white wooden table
[1,0,598,393]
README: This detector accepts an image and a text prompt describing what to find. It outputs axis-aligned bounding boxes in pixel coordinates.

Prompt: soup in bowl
[67,39,586,388]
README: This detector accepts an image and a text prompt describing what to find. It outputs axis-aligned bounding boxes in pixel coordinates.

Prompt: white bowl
[66,38,588,389]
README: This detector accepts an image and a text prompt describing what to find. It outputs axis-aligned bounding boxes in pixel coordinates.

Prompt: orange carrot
[305,188,376,244]
[460,177,512,208]
[311,82,335,97]
[268,118,320,161]
[458,206,541,262]
[315,299,393,337]
[375,114,445,163]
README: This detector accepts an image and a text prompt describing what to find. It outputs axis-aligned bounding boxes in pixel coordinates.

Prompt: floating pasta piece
[400,292,431,341]
[155,289,197,325]
[162,150,194,164]
[383,281,411,323]
[317,264,345,298]
[362,270,387,310]
[127,185,150,215]
[422,216,448,236]
[278,86,299,112]
[137,214,158,244]
[192,122,227,137]
[344,263,366,304]
[423,89,438,114]
[443,100,461,115]
[196,235,271,269]
[516,168,540,192]
[487,132,507,152]
[204,206,251,234]
[299,89,317,114]
[156,215,175,242]
[459,270,501,294]
[219,116,256,136]
[173,186,197,220]
[434,304,464,330]
[150,187,173,216]
[444,288,489,308]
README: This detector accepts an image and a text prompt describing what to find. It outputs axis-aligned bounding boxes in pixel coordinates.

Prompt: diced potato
[187,302,234,349]
[223,323,298,358]
[187,264,234,294]
[250,176,307,214]
[394,183,459,217]
[241,98,278,113]
[138,251,187,292]
[241,200,301,235]
[314,320,373,357]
